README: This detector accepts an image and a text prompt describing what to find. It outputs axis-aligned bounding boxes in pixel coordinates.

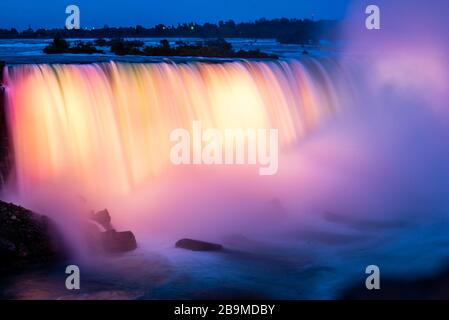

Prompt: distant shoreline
[0,18,341,45]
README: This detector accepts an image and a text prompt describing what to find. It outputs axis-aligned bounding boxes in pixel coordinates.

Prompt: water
[0,38,331,64]
[2,0,449,300]
[2,55,449,299]
[4,60,349,195]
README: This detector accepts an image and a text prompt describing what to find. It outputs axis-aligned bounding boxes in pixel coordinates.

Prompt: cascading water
[2,0,449,299]
[4,59,350,198]
[2,58,373,299]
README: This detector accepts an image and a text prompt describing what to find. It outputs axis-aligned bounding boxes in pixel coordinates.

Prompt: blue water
[0,38,336,64]
[3,213,449,300]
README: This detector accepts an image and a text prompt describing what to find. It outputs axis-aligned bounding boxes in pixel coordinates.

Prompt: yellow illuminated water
[5,60,344,196]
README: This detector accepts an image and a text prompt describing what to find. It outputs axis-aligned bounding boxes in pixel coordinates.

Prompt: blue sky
[0,0,350,30]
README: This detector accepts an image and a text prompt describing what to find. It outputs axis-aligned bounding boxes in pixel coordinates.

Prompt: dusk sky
[0,0,350,30]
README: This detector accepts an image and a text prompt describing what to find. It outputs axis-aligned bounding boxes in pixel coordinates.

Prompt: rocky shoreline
[0,200,140,278]
[3,197,449,299]
[0,200,67,275]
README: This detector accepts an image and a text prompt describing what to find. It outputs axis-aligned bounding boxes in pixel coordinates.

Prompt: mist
[2,0,449,299]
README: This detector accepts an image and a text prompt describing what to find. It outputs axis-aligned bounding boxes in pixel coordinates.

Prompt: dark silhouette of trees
[109,38,278,59]
[43,36,104,54]
[0,18,342,44]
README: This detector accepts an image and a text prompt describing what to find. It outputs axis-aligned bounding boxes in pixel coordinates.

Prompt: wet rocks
[175,238,223,252]
[88,209,137,253]
[91,209,113,230]
[0,200,67,273]
[100,230,137,253]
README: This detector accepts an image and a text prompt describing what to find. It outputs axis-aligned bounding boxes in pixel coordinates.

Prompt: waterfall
[4,59,350,198]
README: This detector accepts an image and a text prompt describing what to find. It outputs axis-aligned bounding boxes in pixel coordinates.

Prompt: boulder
[88,208,137,253]
[91,209,113,230]
[101,230,137,253]
[0,200,67,273]
[175,238,223,252]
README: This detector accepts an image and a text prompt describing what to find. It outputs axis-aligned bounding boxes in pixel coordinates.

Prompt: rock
[101,230,137,253]
[0,200,67,273]
[88,208,137,253]
[91,209,113,230]
[0,237,16,257]
[175,238,223,252]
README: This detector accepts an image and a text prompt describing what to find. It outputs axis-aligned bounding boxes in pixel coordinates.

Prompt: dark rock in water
[88,208,137,253]
[0,200,67,273]
[101,230,137,253]
[175,238,223,252]
[91,209,113,230]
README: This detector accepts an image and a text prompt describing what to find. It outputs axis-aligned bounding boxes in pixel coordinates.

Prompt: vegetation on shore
[44,37,279,59]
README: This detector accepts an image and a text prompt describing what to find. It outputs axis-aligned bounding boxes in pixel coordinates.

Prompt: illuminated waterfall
[4,60,348,197]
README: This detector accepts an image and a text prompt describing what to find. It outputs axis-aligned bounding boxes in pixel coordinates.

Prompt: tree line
[0,18,341,44]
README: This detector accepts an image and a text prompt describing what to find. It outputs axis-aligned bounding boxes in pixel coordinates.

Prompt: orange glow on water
[5,60,341,197]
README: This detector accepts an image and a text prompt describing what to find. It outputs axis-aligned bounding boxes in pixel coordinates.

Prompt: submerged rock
[101,230,137,253]
[175,238,223,252]
[0,200,67,273]
[91,209,113,230]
